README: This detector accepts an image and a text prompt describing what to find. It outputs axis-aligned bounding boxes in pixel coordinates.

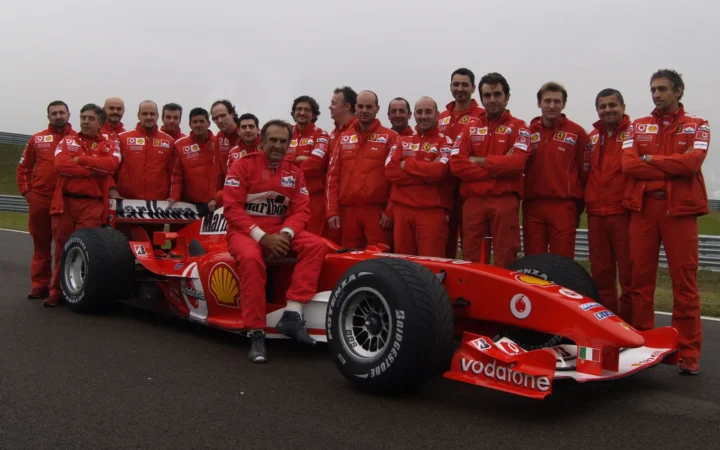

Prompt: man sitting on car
[222,119,329,363]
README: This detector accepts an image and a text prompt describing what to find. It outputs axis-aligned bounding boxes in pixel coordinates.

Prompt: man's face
[596,94,625,127]
[138,103,159,129]
[293,101,314,128]
[388,99,411,130]
[162,109,181,132]
[47,105,69,129]
[239,119,259,143]
[262,124,291,161]
[79,110,101,136]
[355,92,379,126]
[190,114,210,137]
[538,91,565,123]
[211,104,237,133]
[451,74,474,104]
[651,77,682,112]
[414,99,438,134]
[104,99,124,125]
[480,83,509,117]
[329,93,348,122]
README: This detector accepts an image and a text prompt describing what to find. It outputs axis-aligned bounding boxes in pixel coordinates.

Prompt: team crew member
[286,96,331,235]
[621,69,709,375]
[585,89,633,322]
[211,99,240,170]
[16,101,77,299]
[170,108,222,211]
[100,97,126,140]
[47,104,121,306]
[438,68,486,259]
[225,113,261,175]
[388,97,414,136]
[223,120,328,363]
[326,90,398,249]
[111,100,179,201]
[161,103,186,140]
[325,86,359,244]
[450,72,531,267]
[385,96,453,256]
[524,82,589,258]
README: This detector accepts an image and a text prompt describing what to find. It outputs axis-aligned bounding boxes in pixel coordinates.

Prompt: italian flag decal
[579,347,600,362]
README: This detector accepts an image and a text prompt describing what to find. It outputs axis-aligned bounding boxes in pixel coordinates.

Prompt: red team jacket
[385,127,454,212]
[222,152,311,241]
[437,99,485,140]
[621,105,710,216]
[17,124,78,197]
[286,125,331,194]
[226,137,261,176]
[449,111,532,199]
[170,131,223,203]
[585,115,632,216]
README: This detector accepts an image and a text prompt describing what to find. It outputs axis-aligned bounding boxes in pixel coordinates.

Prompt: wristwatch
[641,154,648,162]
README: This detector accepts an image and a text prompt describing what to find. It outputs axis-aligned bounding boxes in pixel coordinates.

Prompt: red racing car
[58,199,679,400]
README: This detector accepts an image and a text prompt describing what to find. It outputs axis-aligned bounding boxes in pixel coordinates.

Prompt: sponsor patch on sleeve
[621,139,634,149]
[311,149,326,158]
[694,141,709,150]
[224,177,240,187]
[300,187,309,195]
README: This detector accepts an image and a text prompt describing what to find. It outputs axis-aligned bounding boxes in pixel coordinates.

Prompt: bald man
[101,97,126,140]
[385,97,454,256]
[111,100,179,201]
[326,90,398,249]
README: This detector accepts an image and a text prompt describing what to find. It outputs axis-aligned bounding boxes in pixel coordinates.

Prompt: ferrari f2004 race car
[58,199,679,400]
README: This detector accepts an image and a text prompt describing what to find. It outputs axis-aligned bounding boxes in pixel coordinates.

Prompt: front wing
[443,327,678,400]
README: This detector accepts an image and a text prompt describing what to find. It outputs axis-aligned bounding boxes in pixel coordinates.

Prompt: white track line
[0,229,717,322]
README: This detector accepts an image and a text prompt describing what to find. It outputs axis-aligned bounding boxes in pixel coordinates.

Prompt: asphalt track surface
[1,229,719,449]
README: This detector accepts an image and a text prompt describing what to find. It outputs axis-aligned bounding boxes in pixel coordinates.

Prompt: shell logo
[209,263,240,308]
[515,274,554,287]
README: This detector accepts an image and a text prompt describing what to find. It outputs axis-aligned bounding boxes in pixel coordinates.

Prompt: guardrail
[0,131,31,146]
[1,194,718,271]
[710,199,720,211]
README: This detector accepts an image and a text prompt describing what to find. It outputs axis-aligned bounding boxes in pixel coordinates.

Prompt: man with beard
[585,88,633,322]
[170,107,222,212]
[388,97,414,136]
[223,120,328,363]
[523,82,589,258]
[46,104,121,306]
[161,103,186,141]
[326,90,397,249]
[286,96,331,235]
[111,100,179,202]
[621,69,710,375]
[211,99,241,170]
[325,86,358,244]
[385,97,453,256]
[438,68,485,259]
[101,97,126,140]
[450,72,531,267]
[16,100,77,300]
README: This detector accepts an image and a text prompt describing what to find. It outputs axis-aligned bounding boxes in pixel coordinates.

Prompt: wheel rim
[64,246,87,295]
[338,287,393,363]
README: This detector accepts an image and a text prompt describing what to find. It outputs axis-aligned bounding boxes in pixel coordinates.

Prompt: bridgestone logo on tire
[369,310,404,378]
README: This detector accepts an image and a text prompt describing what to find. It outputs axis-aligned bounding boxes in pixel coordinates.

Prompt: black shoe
[276,311,316,346]
[248,330,268,363]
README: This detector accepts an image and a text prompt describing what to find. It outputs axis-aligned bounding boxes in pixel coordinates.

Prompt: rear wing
[109,199,203,225]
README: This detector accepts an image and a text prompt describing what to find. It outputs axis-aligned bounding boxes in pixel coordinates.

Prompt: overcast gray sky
[1,0,718,196]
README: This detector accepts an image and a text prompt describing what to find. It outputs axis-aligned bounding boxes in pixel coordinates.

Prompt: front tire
[326,258,455,395]
[60,227,135,313]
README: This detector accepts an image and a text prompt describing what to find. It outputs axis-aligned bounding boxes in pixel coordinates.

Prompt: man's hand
[167,197,176,205]
[295,156,310,162]
[281,231,293,242]
[207,199,217,212]
[259,233,291,257]
[469,156,486,166]
[379,212,393,229]
[400,160,406,169]
[645,154,654,163]
[109,188,123,199]
[328,216,340,229]
[72,157,80,163]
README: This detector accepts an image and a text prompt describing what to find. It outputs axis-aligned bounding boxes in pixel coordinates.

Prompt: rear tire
[502,253,600,350]
[60,227,135,313]
[326,258,455,395]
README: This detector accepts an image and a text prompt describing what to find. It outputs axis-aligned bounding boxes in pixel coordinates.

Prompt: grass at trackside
[0,144,23,196]
[0,211,28,231]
